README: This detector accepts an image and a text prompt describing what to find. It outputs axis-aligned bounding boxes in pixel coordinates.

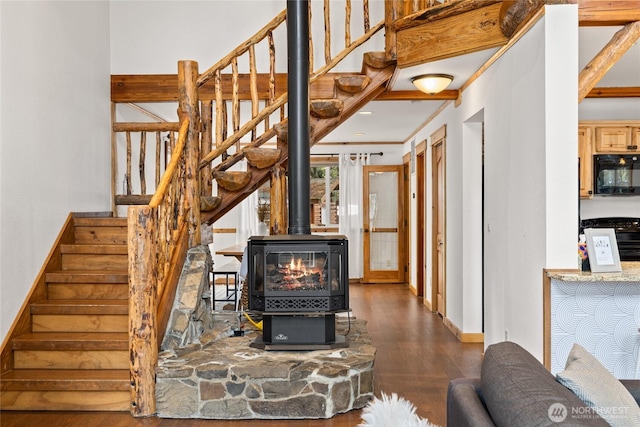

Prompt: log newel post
[178,60,202,246]
[270,165,287,235]
[128,206,158,417]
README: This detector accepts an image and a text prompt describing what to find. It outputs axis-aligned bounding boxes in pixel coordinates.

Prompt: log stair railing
[201,50,395,226]
[0,214,131,411]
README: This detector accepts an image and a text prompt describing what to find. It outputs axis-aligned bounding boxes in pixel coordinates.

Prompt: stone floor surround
[156,245,376,419]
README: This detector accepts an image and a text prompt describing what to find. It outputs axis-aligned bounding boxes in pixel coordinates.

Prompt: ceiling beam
[578,21,640,103]
[578,0,640,26]
[375,89,459,101]
[586,87,640,98]
[395,2,508,68]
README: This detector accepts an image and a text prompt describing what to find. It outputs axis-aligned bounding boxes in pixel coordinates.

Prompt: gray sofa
[447,341,640,426]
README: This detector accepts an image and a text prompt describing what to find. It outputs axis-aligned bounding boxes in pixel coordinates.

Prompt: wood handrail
[196,10,288,88]
[149,119,189,208]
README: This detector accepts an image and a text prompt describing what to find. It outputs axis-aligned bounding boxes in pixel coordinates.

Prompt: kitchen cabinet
[578,126,593,199]
[595,126,638,152]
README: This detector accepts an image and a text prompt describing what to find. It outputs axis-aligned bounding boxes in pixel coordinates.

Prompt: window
[255,162,340,229]
[310,165,339,227]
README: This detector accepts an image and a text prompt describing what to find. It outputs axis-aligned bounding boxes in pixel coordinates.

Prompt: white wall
[0,1,111,341]
[405,5,579,358]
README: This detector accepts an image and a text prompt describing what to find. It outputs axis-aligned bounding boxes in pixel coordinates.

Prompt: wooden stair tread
[1,369,130,391]
[46,270,128,283]
[213,170,253,191]
[335,75,371,93]
[30,300,128,315]
[73,217,127,227]
[60,244,127,254]
[12,332,128,350]
[363,51,395,70]
[244,147,282,169]
[310,99,344,119]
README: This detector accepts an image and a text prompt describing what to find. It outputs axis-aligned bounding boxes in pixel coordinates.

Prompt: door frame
[416,141,426,297]
[431,126,446,315]
[362,164,405,283]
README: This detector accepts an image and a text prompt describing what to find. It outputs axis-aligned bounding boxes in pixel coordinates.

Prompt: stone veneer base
[156,314,375,419]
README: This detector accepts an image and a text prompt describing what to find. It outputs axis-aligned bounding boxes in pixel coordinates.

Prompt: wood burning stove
[247,235,349,349]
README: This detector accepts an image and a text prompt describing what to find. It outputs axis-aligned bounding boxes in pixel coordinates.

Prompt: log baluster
[215,69,223,150]
[266,30,276,132]
[126,132,132,195]
[155,132,161,187]
[249,45,259,141]
[139,132,146,195]
[324,0,331,64]
[232,57,240,152]
[364,0,370,32]
[345,0,352,47]
[201,100,213,196]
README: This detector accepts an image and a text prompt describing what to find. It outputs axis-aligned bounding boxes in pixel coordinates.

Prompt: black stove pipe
[287,0,311,235]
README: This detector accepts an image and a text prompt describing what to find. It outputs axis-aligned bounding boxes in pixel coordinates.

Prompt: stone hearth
[156,245,375,420]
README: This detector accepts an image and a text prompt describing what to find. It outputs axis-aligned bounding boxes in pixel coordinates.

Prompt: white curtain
[339,153,369,279]
[236,160,262,245]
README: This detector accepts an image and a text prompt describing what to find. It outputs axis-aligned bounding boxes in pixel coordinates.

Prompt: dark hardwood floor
[0,283,483,427]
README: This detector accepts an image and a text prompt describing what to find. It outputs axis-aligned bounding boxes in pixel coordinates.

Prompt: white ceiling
[317,26,640,145]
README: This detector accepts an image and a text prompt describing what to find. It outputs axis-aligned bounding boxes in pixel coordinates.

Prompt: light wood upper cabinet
[578,126,593,199]
[595,126,637,152]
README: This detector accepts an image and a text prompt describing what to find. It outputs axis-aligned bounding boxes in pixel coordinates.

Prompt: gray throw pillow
[556,343,640,427]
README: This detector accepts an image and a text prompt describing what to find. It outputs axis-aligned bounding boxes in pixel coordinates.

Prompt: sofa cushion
[481,341,608,427]
[556,343,640,427]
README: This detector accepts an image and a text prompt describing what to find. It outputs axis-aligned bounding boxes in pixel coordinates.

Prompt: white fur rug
[358,393,439,427]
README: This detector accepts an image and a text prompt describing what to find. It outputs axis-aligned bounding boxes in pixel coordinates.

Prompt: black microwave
[593,154,640,195]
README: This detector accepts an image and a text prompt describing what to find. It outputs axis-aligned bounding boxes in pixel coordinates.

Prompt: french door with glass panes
[363,165,405,283]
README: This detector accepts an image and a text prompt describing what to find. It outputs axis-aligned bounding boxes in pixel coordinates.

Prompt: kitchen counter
[544,262,640,378]
[546,262,640,282]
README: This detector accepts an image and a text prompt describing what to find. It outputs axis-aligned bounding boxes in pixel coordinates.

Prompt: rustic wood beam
[578,21,640,103]
[499,0,575,38]
[395,3,508,67]
[579,0,640,26]
[586,87,640,98]
[375,89,459,101]
[112,73,355,103]
[391,0,502,32]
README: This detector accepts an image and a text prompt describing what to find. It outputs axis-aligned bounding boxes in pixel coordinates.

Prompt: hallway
[0,283,484,427]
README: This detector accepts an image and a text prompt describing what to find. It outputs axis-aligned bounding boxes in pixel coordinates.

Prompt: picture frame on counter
[584,228,622,273]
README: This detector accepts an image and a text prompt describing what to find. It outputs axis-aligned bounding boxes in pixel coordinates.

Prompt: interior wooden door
[363,165,404,283]
[416,149,425,297]
[431,127,446,316]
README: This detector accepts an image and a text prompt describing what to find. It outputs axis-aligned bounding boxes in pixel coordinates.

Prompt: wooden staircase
[1,216,131,411]
[201,51,396,224]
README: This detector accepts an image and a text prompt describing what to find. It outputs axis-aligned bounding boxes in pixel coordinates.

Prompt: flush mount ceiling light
[411,73,454,95]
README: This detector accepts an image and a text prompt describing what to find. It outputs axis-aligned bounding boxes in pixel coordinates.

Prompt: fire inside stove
[266,252,338,292]
[247,235,349,313]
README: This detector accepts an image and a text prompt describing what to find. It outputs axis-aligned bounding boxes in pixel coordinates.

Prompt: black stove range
[580,217,640,261]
